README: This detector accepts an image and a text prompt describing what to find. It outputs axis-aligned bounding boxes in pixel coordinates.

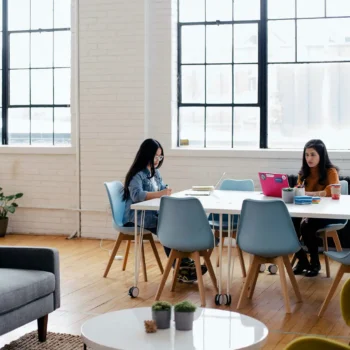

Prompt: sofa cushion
[0,268,55,315]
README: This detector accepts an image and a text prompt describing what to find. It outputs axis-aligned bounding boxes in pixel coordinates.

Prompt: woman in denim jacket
[123,138,206,282]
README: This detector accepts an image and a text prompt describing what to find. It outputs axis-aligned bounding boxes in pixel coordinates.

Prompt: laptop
[258,172,289,198]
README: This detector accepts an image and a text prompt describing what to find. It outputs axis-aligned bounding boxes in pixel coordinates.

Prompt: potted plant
[174,301,196,331]
[151,301,172,329]
[0,188,23,237]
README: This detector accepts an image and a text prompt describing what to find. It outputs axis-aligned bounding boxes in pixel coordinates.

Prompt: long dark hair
[123,139,164,201]
[299,139,338,185]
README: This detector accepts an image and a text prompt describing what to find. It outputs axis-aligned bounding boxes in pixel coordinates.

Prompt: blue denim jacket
[123,168,166,228]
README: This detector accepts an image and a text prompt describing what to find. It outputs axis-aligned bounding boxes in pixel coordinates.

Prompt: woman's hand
[305,190,326,197]
[159,188,172,197]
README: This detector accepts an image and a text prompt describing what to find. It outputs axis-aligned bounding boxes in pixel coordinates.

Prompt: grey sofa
[0,246,60,342]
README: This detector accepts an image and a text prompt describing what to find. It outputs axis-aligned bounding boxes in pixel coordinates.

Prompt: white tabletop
[81,307,268,350]
[131,190,350,219]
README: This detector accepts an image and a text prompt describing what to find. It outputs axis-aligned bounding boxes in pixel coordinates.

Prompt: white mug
[295,188,305,196]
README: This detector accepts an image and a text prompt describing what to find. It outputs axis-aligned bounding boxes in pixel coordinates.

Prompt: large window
[1,0,71,146]
[178,0,350,149]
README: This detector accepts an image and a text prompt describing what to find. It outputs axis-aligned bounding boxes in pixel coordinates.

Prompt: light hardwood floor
[1,234,350,349]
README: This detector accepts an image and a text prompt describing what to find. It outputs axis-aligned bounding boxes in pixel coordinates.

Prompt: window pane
[234,24,258,63]
[297,0,325,18]
[206,107,232,148]
[54,31,71,67]
[31,0,53,29]
[234,0,260,20]
[234,65,258,103]
[0,71,2,106]
[327,0,350,16]
[31,108,53,145]
[9,0,30,30]
[54,68,70,105]
[0,35,2,70]
[8,108,30,145]
[206,25,232,64]
[268,0,295,19]
[234,107,260,148]
[10,70,30,105]
[10,34,30,69]
[268,63,350,149]
[54,0,71,28]
[206,0,232,21]
[31,32,53,68]
[54,108,71,145]
[297,19,350,62]
[181,66,205,103]
[181,26,205,64]
[31,69,53,104]
[268,20,295,62]
[179,0,204,23]
[207,65,232,103]
[0,1,2,29]
[179,107,204,147]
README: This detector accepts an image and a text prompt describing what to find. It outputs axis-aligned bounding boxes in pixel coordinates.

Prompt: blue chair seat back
[237,199,301,257]
[157,197,215,252]
[104,181,125,231]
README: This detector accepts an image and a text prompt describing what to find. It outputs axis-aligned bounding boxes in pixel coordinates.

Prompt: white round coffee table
[81,307,268,349]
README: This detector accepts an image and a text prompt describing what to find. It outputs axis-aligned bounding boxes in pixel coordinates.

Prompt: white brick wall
[1,0,350,239]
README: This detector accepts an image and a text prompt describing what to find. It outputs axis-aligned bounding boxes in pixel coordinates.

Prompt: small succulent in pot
[174,301,197,331]
[152,301,172,329]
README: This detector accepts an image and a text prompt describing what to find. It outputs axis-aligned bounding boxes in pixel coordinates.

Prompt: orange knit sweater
[297,167,339,197]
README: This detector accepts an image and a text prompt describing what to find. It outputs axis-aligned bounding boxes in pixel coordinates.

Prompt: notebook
[259,172,289,198]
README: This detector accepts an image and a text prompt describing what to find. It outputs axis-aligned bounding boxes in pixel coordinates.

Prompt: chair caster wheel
[225,294,232,306]
[259,264,266,272]
[268,264,278,274]
[215,294,225,305]
[128,286,139,298]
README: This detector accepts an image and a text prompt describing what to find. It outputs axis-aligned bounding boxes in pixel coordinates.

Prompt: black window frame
[1,0,71,145]
[177,0,350,149]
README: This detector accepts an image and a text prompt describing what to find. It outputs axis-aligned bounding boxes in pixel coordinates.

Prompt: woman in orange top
[293,139,342,277]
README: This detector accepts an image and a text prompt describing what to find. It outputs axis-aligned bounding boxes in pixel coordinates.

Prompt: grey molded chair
[103,181,163,281]
[209,179,254,276]
[318,251,350,316]
[155,196,218,306]
[291,180,348,277]
[0,246,60,342]
[236,199,302,313]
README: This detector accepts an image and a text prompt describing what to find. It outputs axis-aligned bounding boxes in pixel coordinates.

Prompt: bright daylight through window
[0,0,71,146]
[178,0,350,149]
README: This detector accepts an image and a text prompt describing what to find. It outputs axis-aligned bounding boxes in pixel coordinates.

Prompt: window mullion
[2,0,9,145]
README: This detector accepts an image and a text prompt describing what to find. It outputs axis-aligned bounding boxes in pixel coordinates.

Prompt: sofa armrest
[0,246,60,309]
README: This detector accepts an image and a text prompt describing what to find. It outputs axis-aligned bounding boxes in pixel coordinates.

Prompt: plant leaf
[15,193,24,199]
[12,203,18,207]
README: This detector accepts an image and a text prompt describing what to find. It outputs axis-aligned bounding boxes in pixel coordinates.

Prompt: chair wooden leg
[276,256,291,314]
[283,255,302,302]
[38,314,48,342]
[237,245,247,278]
[202,250,218,293]
[103,233,124,278]
[329,231,343,252]
[247,261,260,299]
[141,240,147,282]
[155,250,177,301]
[290,253,297,267]
[122,240,131,271]
[193,251,206,307]
[148,235,164,274]
[237,255,259,309]
[171,258,181,292]
[318,264,347,317]
[216,238,224,267]
[322,234,331,278]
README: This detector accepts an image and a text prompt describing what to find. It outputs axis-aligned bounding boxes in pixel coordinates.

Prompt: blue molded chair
[209,179,254,276]
[155,196,218,306]
[236,199,302,313]
[103,181,164,281]
[291,180,349,277]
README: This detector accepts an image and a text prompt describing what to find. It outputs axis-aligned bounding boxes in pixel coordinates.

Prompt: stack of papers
[192,186,215,191]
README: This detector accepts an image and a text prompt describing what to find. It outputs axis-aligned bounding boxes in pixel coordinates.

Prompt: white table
[81,307,268,350]
[129,190,350,302]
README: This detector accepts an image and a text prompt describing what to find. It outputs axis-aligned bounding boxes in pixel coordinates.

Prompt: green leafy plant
[282,187,294,192]
[0,188,23,219]
[152,301,172,311]
[174,301,196,313]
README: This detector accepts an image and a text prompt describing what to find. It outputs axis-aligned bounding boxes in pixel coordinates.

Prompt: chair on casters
[208,179,254,278]
[103,181,164,281]
[154,196,218,307]
[291,180,348,277]
[236,199,302,314]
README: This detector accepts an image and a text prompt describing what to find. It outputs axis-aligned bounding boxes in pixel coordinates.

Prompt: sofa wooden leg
[38,314,48,342]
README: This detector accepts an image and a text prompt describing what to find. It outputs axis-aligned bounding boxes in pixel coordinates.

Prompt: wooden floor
[1,235,350,349]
